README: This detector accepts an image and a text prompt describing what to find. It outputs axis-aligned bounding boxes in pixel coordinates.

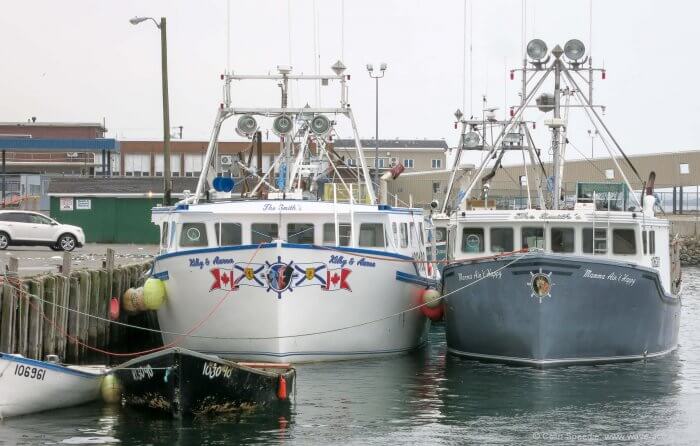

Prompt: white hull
[0,354,105,418]
[154,243,432,362]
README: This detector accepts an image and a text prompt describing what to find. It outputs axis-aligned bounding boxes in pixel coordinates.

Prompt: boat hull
[153,243,431,362]
[442,253,681,367]
[0,353,104,418]
[113,348,295,417]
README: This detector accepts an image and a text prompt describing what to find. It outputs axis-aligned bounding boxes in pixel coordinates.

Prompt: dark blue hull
[442,253,681,367]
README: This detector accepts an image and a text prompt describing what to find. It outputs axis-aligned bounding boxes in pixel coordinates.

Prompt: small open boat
[112,348,295,417]
[0,352,107,418]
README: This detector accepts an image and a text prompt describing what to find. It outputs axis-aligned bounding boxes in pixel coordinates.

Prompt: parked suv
[0,211,85,251]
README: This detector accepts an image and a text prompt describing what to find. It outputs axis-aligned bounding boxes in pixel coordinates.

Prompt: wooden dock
[0,249,160,364]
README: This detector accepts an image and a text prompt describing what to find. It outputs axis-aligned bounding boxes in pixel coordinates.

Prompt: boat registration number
[14,364,47,380]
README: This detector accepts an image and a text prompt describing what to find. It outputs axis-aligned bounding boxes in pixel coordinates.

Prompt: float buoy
[122,287,146,313]
[109,298,120,321]
[420,288,444,321]
[101,374,122,404]
[143,278,167,310]
[277,375,288,400]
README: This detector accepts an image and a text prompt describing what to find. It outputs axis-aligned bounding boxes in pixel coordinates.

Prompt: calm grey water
[2,268,700,445]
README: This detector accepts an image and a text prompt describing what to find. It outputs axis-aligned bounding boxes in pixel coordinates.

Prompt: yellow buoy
[101,374,122,404]
[143,278,167,310]
[422,289,442,308]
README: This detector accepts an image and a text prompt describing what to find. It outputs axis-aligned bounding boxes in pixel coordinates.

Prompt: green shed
[48,177,197,244]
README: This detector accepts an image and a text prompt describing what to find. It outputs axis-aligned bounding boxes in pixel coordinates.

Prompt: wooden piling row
[0,251,155,364]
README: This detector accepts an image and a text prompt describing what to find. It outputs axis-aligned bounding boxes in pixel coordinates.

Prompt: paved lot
[0,243,159,277]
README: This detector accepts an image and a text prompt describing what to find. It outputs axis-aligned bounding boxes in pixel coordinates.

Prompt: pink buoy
[109,297,120,321]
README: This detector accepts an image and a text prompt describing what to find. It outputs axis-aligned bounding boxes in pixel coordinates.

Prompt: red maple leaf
[221,274,230,285]
[331,273,340,285]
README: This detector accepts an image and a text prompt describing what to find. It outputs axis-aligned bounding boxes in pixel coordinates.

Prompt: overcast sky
[1,0,698,167]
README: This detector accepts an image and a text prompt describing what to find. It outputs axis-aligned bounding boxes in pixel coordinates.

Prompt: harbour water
[2,268,699,445]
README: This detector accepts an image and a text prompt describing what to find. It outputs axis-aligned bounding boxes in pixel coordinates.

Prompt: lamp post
[366,63,387,199]
[130,16,172,205]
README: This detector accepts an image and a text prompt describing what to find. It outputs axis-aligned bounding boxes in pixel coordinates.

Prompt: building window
[522,227,544,249]
[680,163,690,175]
[184,153,204,177]
[551,227,574,253]
[403,159,414,168]
[287,223,314,244]
[613,229,637,255]
[359,223,385,247]
[432,182,440,194]
[431,159,442,169]
[180,223,208,248]
[155,154,182,177]
[214,223,242,246]
[125,154,151,177]
[605,169,615,179]
[490,228,514,253]
[251,223,278,244]
[461,227,484,253]
[346,158,356,167]
[323,223,351,246]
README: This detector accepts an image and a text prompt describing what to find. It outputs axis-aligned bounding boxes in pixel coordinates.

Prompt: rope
[2,250,532,344]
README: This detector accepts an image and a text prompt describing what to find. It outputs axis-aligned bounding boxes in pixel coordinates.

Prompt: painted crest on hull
[207,256,352,299]
[527,268,555,303]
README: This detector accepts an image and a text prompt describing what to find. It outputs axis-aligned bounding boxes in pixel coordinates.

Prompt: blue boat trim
[155,242,414,262]
[395,271,437,288]
[152,270,170,281]
[0,353,104,379]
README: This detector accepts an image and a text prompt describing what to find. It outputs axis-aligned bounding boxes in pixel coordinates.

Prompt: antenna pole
[551,58,562,210]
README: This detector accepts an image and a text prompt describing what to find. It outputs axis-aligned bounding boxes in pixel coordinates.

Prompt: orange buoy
[277,375,288,400]
[109,298,120,321]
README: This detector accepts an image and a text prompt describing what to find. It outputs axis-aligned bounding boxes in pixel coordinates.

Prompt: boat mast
[551,46,563,210]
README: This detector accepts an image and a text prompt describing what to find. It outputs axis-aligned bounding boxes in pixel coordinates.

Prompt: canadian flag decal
[325,268,351,291]
[210,268,237,292]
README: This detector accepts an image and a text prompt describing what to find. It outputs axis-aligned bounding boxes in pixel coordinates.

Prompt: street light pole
[366,63,387,201]
[130,16,172,205]
[160,17,172,206]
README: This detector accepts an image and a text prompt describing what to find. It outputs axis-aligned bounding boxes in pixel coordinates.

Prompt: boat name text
[131,364,155,381]
[202,361,233,380]
[457,268,502,281]
[262,203,301,212]
[582,269,636,286]
[328,255,375,268]
[13,364,46,381]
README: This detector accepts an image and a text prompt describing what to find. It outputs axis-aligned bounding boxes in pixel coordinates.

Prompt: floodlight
[526,39,548,60]
[462,131,480,148]
[564,39,586,61]
[272,115,294,136]
[277,65,292,75]
[310,115,331,136]
[236,114,258,137]
[379,63,387,71]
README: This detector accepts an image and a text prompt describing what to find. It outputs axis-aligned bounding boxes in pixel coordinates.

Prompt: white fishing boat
[0,353,106,418]
[149,63,438,363]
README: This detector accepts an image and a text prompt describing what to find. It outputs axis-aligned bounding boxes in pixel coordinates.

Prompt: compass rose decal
[527,268,555,303]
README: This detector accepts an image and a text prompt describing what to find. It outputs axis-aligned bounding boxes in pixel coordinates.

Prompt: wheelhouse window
[359,223,385,247]
[409,222,417,246]
[323,223,351,246]
[490,228,513,253]
[400,223,409,248]
[521,227,544,250]
[251,223,278,244]
[461,227,484,253]
[392,222,399,247]
[583,228,607,254]
[551,227,574,253]
[161,222,169,247]
[180,223,208,247]
[418,222,424,245]
[215,223,242,246]
[613,229,637,255]
[643,230,656,255]
[287,223,314,244]
[435,227,446,243]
